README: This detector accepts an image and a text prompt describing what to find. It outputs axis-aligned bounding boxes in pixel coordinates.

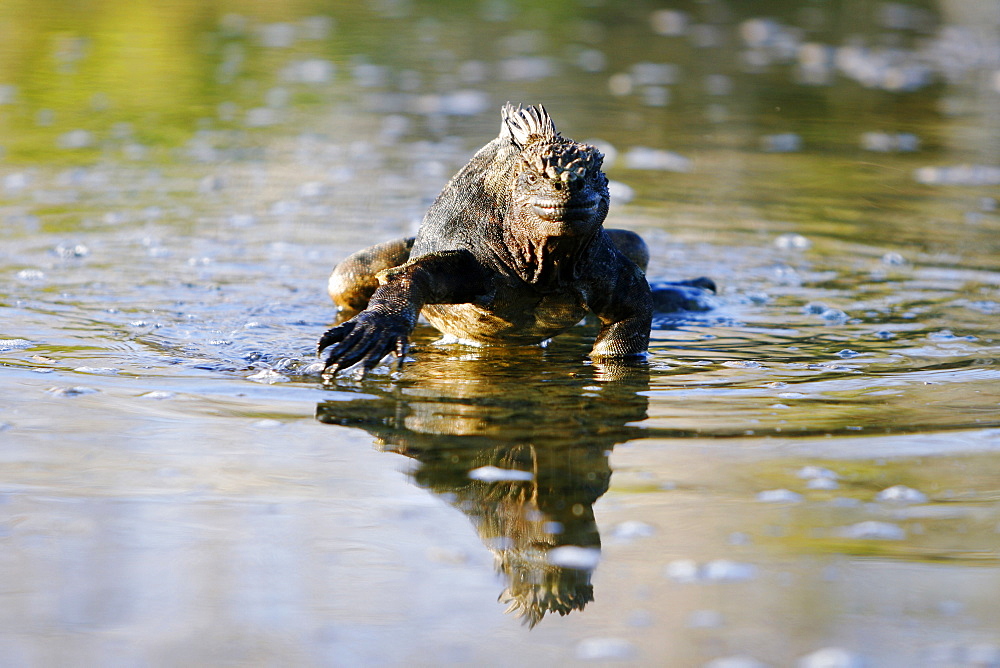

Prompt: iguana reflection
[315,346,649,627]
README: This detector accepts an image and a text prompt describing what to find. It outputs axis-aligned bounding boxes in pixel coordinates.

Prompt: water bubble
[798,468,839,486]
[631,62,678,86]
[703,560,757,581]
[664,559,700,583]
[928,329,976,341]
[46,386,99,397]
[705,656,769,668]
[915,165,1000,186]
[16,269,45,282]
[245,107,279,127]
[259,23,296,48]
[642,86,671,107]
[876,485,928,503]
[576,48,606,73]
[73,366,118,375]
[612,520,655,541]
[608,73,633,96]
[775,233,811,250]
[757,489,803,503]
[498,56,555,81]
[547,546,600,569]
[820,308,849,323]
[300,16,334,41]
[440,90,489,116]
[623,147,692,172]
[835,521,906,540]
[57,129,94,149]
[688,609,724,628]
[247,369,289,383]
[282,59,335,84]
[3,172,29,193]
[0,339,32,351]
[797,647,864,668]
[705,74,732,95]
[761,133,802,152]
[861,132,920,152]
[54,243,89,259]
[723,360,764,368]
[467,466,533,481]
[607,181,634,203]
[575,638,635,661]
[807,478,839,490]
[651,10,688,36]
[141,391,175,400]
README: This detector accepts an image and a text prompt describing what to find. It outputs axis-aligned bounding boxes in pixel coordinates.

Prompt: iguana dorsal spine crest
[501,103,558,149]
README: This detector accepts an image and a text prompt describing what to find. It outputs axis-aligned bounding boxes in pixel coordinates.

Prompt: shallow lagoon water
[2,1,1000,665]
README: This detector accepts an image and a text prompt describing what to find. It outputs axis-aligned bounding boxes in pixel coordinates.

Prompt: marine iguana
[319,103,713,379]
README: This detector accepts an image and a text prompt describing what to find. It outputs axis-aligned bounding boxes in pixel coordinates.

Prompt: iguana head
[501,104,610,239]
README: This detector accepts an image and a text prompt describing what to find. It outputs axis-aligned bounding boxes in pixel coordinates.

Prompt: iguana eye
[525,172,538,184]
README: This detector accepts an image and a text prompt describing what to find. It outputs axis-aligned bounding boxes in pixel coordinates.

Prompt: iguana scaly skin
[318,104,712,378]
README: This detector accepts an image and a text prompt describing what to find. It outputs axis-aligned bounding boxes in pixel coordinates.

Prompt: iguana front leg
[318,249,488,379]
[587,257,653,359]
[327,237,415,313]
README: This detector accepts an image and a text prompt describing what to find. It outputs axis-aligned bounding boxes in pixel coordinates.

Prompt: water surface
[2,1,999,665]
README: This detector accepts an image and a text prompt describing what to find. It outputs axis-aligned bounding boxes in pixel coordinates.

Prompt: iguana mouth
[532,197,600,222]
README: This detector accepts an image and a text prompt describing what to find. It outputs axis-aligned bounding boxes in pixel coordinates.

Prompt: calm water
[2,1,1000,666]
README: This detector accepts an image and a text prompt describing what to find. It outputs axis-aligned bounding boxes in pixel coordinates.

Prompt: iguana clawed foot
[318,310,410,379]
